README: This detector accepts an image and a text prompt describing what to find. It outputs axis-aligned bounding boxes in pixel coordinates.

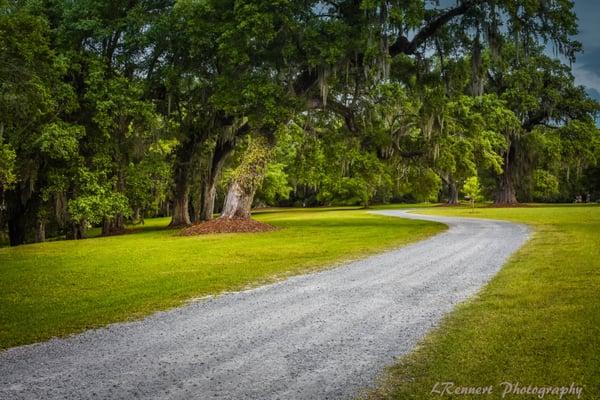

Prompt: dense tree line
[1,0,599,245]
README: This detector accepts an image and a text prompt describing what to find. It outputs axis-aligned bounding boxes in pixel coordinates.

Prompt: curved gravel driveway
[0,210,530,400]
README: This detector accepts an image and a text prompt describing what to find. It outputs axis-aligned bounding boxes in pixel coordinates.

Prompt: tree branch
[390,0,480,56]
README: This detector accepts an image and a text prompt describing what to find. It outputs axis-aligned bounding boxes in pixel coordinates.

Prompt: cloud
[575,46,600,76]
[572,64,600,93]
[573,0,600,46]
[586,87,600,101]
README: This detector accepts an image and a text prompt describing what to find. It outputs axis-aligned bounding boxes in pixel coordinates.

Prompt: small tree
[463,176,483,210]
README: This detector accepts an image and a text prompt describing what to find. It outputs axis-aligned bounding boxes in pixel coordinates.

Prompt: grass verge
[0,208,444,350]
[368,204,600,400]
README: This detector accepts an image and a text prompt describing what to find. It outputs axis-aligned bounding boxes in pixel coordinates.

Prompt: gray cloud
[586,87,600,101]
[569,1,600,94]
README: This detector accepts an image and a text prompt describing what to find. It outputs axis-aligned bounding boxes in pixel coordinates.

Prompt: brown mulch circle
[180,218,279,236]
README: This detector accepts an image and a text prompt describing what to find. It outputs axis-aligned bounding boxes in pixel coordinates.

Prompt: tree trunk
[66,222,85,240]
[447,180,459,205]
[7,212,26,246]
[200,140,234,221]
[495,172,518,204]
[219,136,272,220]
[494,142,519,205]
[220,180,254,219]
[6,188,29,246]
[169,143,194,227]
[171,183,191,226]
[101,218,112,236]
[201,183,217,220]
[34,220,45,243]
[114,213,124,231]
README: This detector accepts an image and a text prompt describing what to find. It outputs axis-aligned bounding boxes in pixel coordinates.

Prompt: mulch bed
[180,218,279,236]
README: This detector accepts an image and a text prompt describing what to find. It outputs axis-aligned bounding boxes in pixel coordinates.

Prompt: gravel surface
[0,210,530,400]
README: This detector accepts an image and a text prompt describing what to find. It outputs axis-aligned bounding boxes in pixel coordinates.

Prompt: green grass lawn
[0,208,444,350]
[368,204,600,399]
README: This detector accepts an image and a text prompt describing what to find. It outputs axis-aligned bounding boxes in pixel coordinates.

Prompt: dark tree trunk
[169,141,195,227]
[200,140,234,221]
[171,181,191,226]
[115,213,124,231]
[66,222,85,240]
[7,212,26,246]
[495,172,518,204]
[101,216,126,236]
[6,188,30,246]
[101,218,112,236]
[447,180,459,205]
[495,142,518,205]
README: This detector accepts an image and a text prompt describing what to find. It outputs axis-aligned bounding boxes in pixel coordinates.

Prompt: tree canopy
[1,0,599,245]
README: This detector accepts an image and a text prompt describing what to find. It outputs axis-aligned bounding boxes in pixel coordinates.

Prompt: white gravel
[0,210,530,400]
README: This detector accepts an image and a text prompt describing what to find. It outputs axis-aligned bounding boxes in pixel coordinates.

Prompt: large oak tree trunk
[200,140,234,221]
[200,183,217,221]
[7,210,26,246]
[495,172,518,204]
[6,187,31,246]
[66,222,86,240]
[495,142,518,205]
[34,220,45,243]
[447,180,459,205]
[169,141,195,227]
[171,178,191,226]
[220,180,255,219]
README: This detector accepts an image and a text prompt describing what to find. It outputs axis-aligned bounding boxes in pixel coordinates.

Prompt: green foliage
[256,162,292,205]
[2,0,600,245]
[125,140,176,217]
[463,176,483,206]
[67,168,130,226]
[226,135,273,191]
[0,141,16,190]
[394,167,442,203]
[532,169,560,201]
[37,122,83,161]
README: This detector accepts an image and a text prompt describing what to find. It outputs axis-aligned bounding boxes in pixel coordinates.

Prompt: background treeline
[1,0,599,246]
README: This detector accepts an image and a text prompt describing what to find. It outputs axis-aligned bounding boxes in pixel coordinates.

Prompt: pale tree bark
[34,219,45,243]
[220,180,255,219]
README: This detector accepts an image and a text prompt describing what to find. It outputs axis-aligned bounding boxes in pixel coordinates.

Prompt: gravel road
[0,210,530,400]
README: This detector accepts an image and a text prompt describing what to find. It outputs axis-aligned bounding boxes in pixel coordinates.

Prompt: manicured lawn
[0,208,444,350]
[368,204,600,399]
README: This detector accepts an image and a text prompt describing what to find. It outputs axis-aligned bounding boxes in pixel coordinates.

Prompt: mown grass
[0,208,444,350]
[368,204,600,400]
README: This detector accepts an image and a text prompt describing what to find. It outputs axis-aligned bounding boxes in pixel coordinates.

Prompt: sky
[571,0,600,102]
